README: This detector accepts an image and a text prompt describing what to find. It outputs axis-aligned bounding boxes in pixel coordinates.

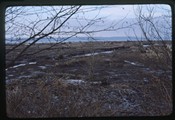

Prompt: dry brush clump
[138,41,172,71]
[131,73,172,116]
[6,76,66,118]
[135,41,172,115]
[111,44,172,116]
[6,74,120,118]
[6,71,172,117]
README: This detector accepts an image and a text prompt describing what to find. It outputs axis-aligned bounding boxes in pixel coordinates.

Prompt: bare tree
[5,5,130,68]
[130,5,172,71]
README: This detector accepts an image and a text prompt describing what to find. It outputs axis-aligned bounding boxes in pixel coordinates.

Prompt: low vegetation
[6,41,172,118]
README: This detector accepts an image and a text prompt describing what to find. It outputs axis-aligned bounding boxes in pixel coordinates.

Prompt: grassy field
[6,41,172,117]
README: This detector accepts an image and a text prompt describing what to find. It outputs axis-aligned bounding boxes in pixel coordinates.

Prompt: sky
[5,4,172,41]
[75,4,171,38]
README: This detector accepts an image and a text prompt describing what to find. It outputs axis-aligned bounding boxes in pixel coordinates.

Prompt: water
[6,37,139,44]
[6,36,172,44]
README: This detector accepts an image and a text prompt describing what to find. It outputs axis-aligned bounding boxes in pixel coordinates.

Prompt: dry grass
[6,72,172,117]
[6,77,119,118]
[6,41,172,117]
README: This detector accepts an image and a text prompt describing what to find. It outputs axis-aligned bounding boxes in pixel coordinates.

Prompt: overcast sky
[76,4,171,38]
[5,4,172,40]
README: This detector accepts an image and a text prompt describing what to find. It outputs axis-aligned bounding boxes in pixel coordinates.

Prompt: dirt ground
[5,41,172,117]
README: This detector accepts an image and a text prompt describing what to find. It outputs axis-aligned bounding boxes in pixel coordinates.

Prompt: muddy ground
[5,41,172,117]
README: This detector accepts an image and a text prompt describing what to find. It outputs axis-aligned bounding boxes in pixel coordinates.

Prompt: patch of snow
[118,96,139,110]
[29,62,37,65]
[18,75,32,79]
[8,74,14,77]
[28,111,31,114]
[83,53,99,57]
[64,79,85,85]
[166,44,172,50]
[154,43,159,46]
[114,74,119,77]
[74,50,113,57]
[101,51,113,54]
[124,60,144,67]
[38,66,47,70]
[124,60,137,65]
[117,96,131,109]
[143,45,150,48]
[53,95,58,99]
[12,64,26,68]
[143,78,149,83]
[7,61,37,70]
[89,81,102,85]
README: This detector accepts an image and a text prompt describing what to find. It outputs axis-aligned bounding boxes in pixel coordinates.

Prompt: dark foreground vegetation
[6,41,172,117]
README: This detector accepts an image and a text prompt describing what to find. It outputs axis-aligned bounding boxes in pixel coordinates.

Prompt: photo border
[0,0,174,119]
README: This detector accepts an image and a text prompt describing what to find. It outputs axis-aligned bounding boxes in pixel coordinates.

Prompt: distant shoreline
[5,37,172,45]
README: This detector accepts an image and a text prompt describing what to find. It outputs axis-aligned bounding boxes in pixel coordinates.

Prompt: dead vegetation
[6,41,172,118]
